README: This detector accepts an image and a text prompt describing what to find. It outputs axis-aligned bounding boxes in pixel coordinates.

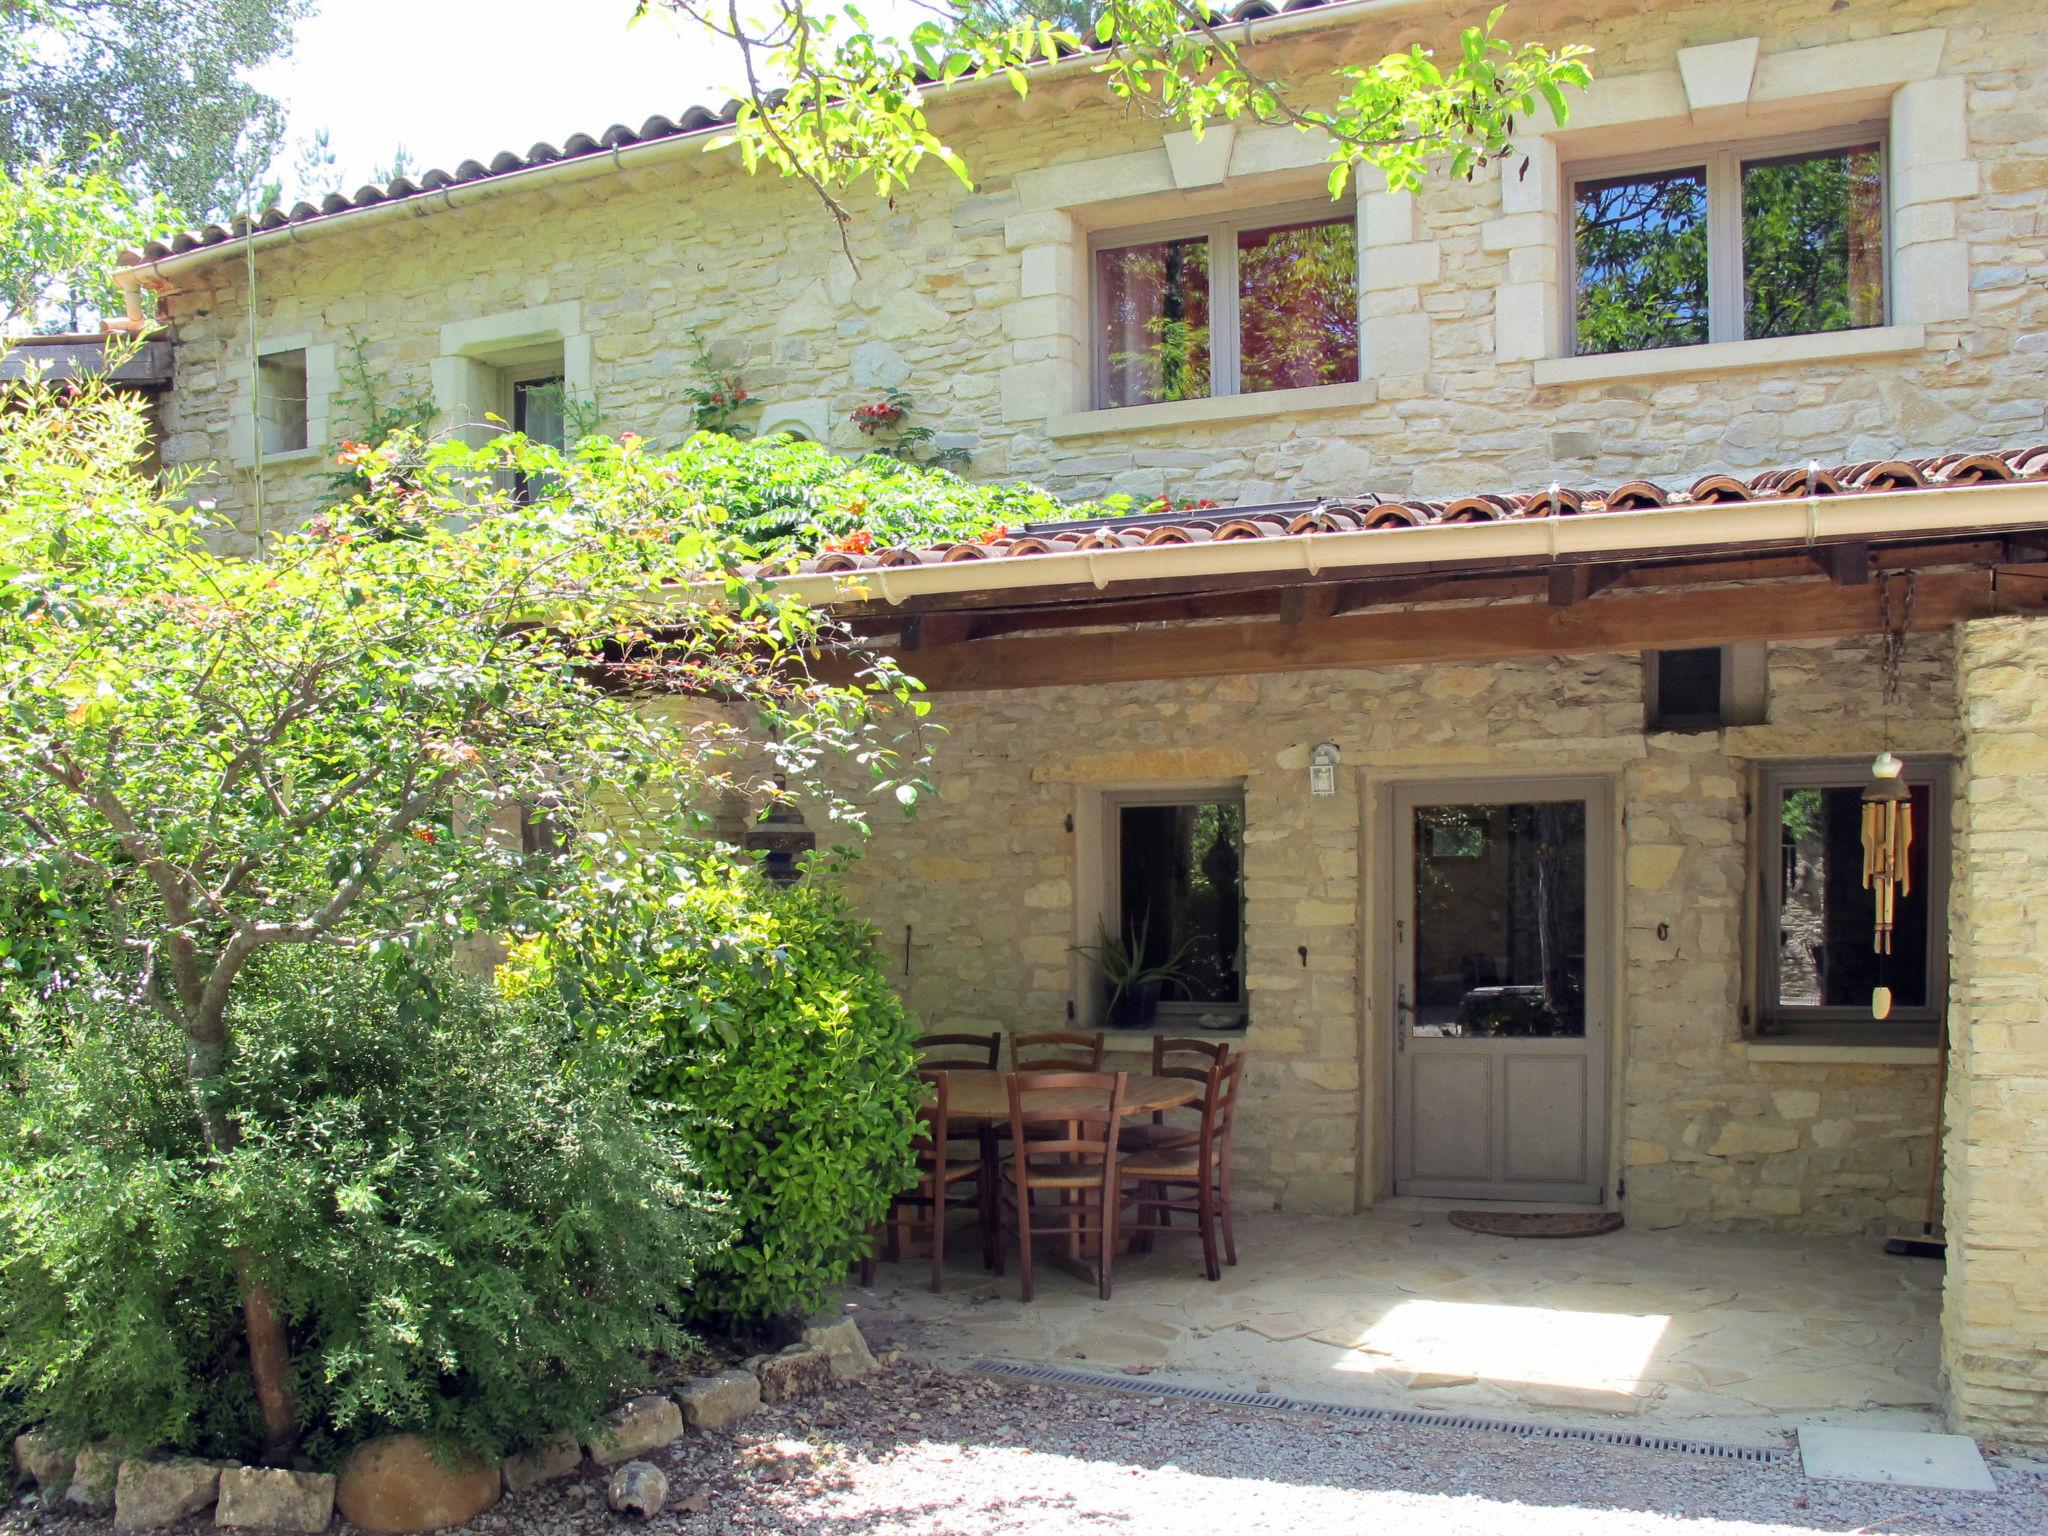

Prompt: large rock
[500,1431,580,1495]
[335,1436,500,1534]
[604,1461,667,1520]
[116,1460,221,1530]
[215,1467,336,1532]
[802,1317,878,1382]
[674,1371,760,1432]
[11,1432,75,1492]
[584,1395,682,1468]
[65,1444,120,1512]
[744,1345,836,1405]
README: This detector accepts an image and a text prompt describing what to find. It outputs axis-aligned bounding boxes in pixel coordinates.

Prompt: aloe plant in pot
[1073,914,1195,1028]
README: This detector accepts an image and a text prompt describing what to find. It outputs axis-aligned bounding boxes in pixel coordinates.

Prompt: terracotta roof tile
[126,0,1351,264]
[789,445,2048,578]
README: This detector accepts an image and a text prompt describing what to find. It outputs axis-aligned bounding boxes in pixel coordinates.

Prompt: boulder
[215,1467,336,1532]
[65,1444,121,1513]
[604,1461,667,1520]
[11,1432,75,1492]
[584,1396,683,1468]
[501,1431,581,1495]
[802,1317,878,1382]
[115,1460,221,1530]
[745,1345,835,1405]
[335,1436,500,1534]
[674,1372,760,1433]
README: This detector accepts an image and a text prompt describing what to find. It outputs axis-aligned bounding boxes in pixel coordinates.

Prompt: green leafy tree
[0,373,933,1460]
[0,151,176,331]
[635,1,1592,256]
[1,0,313,219]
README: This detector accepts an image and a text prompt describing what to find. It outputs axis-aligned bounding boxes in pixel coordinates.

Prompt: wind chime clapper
[1861,750,1913,1020]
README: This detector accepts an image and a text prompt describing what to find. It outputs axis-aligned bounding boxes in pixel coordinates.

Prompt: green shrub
[512,852,922,1328]
[0,953,712,1464]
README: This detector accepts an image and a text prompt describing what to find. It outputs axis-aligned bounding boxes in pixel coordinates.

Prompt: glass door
[1391,779,1612,1203]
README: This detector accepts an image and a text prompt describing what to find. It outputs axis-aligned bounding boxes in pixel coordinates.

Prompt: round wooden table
[931,1068,1202,1122]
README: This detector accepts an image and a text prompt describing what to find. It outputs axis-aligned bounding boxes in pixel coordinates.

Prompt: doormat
[1450,1211,1625,1239]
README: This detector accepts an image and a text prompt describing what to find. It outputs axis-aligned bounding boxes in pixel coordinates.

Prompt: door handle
[1396,982,1414,1051]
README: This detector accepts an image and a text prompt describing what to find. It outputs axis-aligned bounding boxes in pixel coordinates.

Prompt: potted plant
[1073,915,1195,1028]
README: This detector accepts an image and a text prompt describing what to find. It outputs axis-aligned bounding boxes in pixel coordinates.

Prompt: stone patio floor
[847,1207,1944,1445]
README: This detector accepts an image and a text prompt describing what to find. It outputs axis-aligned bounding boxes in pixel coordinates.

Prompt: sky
[248,0,920,201]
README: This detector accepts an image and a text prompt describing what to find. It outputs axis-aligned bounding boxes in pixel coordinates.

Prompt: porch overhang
[780,473,2048,691]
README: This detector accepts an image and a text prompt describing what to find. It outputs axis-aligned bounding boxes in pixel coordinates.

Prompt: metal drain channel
[969,1359,1792,1465]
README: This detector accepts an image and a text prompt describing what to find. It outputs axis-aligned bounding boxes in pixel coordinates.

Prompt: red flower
[412,826,439,844]
[825,529,875,555]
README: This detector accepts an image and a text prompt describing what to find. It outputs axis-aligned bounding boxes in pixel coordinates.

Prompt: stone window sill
[1045,380,1376,441]
[1531,324,1927,389]
[235,447,325,471]
[1741,1041,1941,1067]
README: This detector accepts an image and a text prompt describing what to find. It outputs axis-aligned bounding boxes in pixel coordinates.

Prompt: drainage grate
[969,1359,1793,1465]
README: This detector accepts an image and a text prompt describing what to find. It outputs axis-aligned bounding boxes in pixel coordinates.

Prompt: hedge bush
[0,953,712,1464]
[509,851,923,1328]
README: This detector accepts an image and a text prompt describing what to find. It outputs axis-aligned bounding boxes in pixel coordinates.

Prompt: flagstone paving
[848,1208,1943,1443]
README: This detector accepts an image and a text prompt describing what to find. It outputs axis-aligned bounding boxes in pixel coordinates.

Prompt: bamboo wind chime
[1862,573,1917,1019]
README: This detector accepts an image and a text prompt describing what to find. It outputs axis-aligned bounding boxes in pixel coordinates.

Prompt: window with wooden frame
[1100,788,1247,1026]
[1092,202,1359,410]
[1569,126,1887,358]
[1751,759,1947,1043]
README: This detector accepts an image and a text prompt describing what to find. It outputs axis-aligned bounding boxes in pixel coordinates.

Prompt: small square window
[1645,644,1767,731]
[1570,129,1887,357]
[1093,204,1357,409]
[256,349,309,456]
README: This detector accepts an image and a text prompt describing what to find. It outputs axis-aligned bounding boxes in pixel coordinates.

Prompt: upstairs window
[1752,760,1947,1042]
[1571,129,1886,357]
[1094,205,1358,409]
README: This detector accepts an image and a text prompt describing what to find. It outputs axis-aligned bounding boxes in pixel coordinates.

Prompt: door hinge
[1066,998,1076,1021]
[1616,1177,1626,1201]
[1064,812,1074,833]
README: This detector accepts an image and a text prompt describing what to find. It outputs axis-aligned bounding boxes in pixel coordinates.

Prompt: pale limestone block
[1494,281,1559,363]
[1752,28,1946,103]
[1891,75,1970,170]
[1162,124,1237,189]
[1479,212,1557,254]
[1893,240,1970,324]
[1361,241,1441,292]
[1360,191,1417,248]
[1676,37,1760,115]
[1004,209,1076,252]
[1500,137,1558,217]
[1365,313,1431,379]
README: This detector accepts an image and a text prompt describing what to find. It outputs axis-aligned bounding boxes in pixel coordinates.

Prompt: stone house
[116,0,2048,1436]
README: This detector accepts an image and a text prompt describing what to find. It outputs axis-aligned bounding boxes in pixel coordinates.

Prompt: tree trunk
[186,988,300,1464]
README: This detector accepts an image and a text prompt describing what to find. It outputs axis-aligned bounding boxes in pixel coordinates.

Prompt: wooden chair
[916,1031,1001,1069]
[1120,1055,1244,1281]
[1120,1036,1231,1153]
[995,1070,1127,1302]
[1009,1031,1105,1072]
[870,1070,992,1293]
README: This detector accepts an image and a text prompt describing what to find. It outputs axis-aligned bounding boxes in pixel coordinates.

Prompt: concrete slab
[1798,1426,1997,1492]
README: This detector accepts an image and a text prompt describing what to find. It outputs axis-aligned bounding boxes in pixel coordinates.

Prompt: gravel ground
[11,1362,2048,1536]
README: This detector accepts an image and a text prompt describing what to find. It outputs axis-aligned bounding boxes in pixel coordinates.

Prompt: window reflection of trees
[1573,168,1708,355]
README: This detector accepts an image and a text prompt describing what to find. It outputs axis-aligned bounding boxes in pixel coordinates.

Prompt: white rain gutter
[112,0,1439,289]
[763,480,2048,610]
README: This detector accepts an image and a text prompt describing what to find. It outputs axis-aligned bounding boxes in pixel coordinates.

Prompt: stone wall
[143,0,2046,553]
[1943,614,2048,1436]
[808,633,1952,1228]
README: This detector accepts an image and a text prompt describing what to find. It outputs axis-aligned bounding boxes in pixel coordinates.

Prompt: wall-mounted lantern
[1309,741,1340,797]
